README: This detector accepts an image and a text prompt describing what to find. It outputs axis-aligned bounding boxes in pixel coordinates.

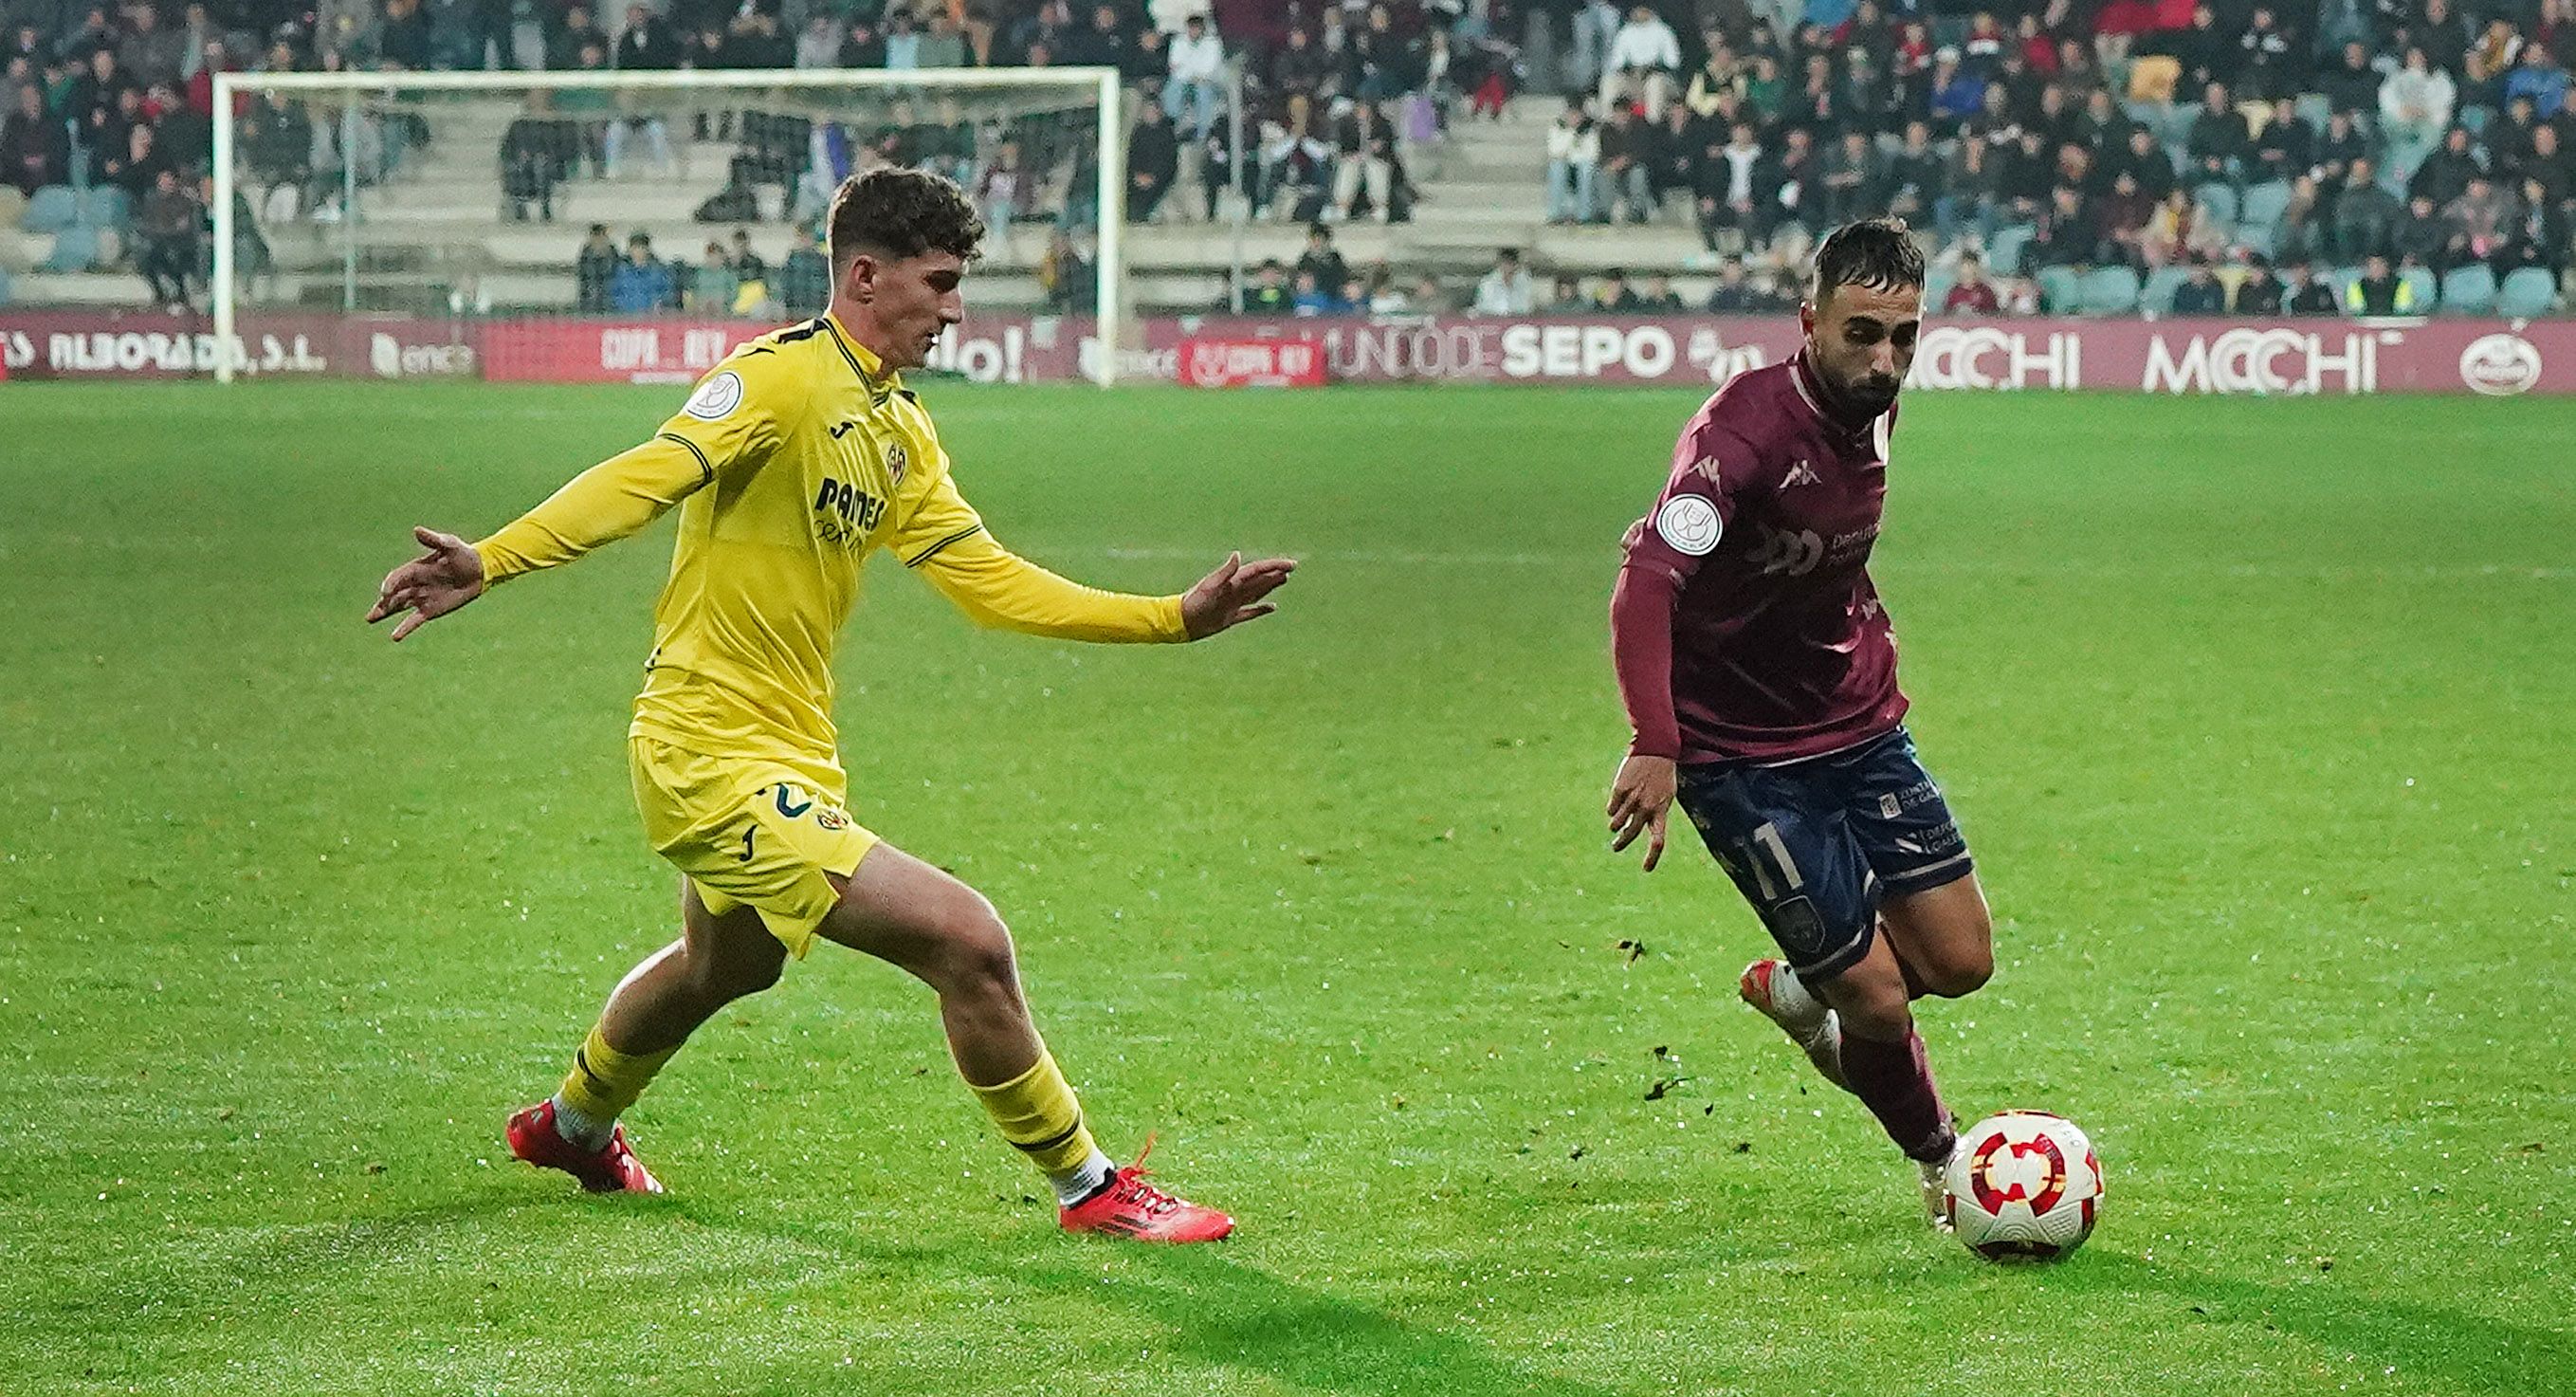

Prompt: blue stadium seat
[2439,264,2497,314]
[2496,266,2558,318]
[80,184,132,231]
[1924,267,1956,312]
[2081,265,2143,314]
[2141,265,2189,311]
[2236,218,2280,257]
[2400,265,2439,310]
[1986,223,2036,276]
[23,184,79,234]
[2459,104,2493,136]
[2196,183,2240,229]
[2238,180,2293,229]
[0,264,12,308]
[2324,265,2363,305]
[2037,264,2082,313]
[38,223,100,272]
[2292,93,2333,133]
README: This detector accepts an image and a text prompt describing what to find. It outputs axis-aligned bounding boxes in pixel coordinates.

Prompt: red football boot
[505,1099,664,1194]
[1059,1141,1233,1243]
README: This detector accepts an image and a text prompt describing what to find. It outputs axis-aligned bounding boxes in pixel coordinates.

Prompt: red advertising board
[1177,336,1327,388]
[2,307,2568,396]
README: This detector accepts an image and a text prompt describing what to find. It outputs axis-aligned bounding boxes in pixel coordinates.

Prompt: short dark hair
[827,167,984,272]
[1810,217,1925,305]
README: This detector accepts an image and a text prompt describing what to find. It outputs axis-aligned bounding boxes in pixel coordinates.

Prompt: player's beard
[1825,370,1902,422]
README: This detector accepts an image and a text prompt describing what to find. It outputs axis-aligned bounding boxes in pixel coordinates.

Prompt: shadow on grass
[2039,1251,2571,1392]
[667,1198,1636,1397]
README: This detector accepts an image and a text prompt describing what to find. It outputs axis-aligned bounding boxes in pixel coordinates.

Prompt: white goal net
[210,67,1127,385]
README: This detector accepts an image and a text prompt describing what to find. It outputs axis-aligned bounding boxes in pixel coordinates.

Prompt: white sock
[550,1094,613,1150]
[1770,965,1824,1024]
[1048,1149,1116,1206]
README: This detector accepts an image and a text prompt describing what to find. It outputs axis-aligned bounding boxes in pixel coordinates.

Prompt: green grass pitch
[2,380,2571,1396]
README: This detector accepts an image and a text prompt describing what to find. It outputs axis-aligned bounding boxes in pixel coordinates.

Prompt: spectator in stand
[1944,253,2001,314]
[2185,82,2248,185]
[136,166,199,311]
[1597,267,1646,311]
[2314,110,2368,188]
[778,227,829,317]
[1602,5,1680,122]
[1,81,67,193]
[1545,272,1586,312]
[1569,0,1620,96]
[1597,100,1652,224]
[2143,187,2224,267]
[1818,129,1882,227]
[686,239,739,313]
[1244,257,1292,314]
[2169,258,2225,313]
[2319,42,2379,118]
[1164,13,1224,138]
[1763,125,1820,248]
[2394,193,2449,267]
[1705,256,1760,311]
[2410,126,2485,209]
[575,223,617,312]
[2334,158,2401,258]
[1331,100,1406,223]
[2284,261,2340,314]
[2275,175,2328,266]
[1884,120,1942,230]
[1288,267,1336,315]
[2027,183,2101,269]
[1545,97,1599,225]
[1636,271,1685,312]
[2380,48,2456,154]
[2235,7,2295,102]
[2507,45,2569,119]
[2235,257,2285,315]
[2442,175,2520,268]
[1295,222,1348,298]
[1647,101,1698,216]
[1698,119,1762,246]
[2251,99,2311,184]
[2099,171,2159,266]
[2499,174,2569,274]
[1127,99,1178,222]
[610,231,675,313]
[1473,246,1534,315]
[2345,253,2415,314]
[615,4,678,69]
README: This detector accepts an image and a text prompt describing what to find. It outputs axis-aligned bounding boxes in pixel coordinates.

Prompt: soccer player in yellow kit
[366,169,1289,1242]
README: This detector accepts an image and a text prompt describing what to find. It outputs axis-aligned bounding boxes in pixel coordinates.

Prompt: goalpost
[210,65,1129,385]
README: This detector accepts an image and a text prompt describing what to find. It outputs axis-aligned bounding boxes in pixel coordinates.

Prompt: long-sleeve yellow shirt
[474,315,1186,769]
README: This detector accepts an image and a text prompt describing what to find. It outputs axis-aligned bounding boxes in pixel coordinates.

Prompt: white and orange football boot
[1739,958,1849,1091]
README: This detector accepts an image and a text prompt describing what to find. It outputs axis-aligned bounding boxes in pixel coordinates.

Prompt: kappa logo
[1782,458,1822,487]
[1746,524,1825,577]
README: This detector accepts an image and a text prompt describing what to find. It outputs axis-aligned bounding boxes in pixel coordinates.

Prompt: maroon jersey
[1613,353,1908,763]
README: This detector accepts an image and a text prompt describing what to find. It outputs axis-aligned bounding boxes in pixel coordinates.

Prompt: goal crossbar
[210,64,1127,383]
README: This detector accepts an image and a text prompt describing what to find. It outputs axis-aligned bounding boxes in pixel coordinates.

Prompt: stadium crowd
[2,0,2568,317]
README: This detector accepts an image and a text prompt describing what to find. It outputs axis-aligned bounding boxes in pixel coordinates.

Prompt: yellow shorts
[628,735,881,959]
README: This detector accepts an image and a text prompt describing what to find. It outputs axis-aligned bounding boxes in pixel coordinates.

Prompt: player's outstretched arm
[1179,552,1296,639]
[366,526,485,642]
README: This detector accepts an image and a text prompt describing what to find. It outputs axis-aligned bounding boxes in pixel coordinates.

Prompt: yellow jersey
[474,314,1187,772]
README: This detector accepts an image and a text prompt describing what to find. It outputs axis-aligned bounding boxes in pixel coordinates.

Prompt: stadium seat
[2293,93,2333,133]
[2496,266,2557,318]
[2459,104,2493,136]
[2196,183,2240,229]
[1924,267,1956,311]
[2037,264,2083,313]
[81,185,132,232]
[2400,265,2439,310]
[2081,265,2143,314]
[1987,223,2037,276]
[22,184,79,234]
[2439,264,2497,315]
[2141,265,2189,311]
[38,223,100,272]
[2238,180,2293,229]
[2236,218,2279,257]
[0,183,25,233]
[0,264,11,307]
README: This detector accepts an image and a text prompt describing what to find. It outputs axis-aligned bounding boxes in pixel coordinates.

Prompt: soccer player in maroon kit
[1604,220,1995,1227]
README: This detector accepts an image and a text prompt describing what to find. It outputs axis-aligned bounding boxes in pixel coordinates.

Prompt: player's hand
[366,526,485,642]
[1606,753,1677,872]
[1181,552,1296,639]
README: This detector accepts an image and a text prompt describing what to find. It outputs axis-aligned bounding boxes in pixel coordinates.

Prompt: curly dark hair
[827,167,986,270]
[1810,217,1926,305]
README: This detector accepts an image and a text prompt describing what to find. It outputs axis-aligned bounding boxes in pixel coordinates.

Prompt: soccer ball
[1942,1110,2104,1261]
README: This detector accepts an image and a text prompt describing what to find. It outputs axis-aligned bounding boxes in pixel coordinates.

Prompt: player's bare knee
[934,894,1020,1000]
[1923,949,1993,999]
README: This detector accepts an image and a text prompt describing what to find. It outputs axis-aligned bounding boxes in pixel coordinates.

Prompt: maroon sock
[1838,1027,1954,1163]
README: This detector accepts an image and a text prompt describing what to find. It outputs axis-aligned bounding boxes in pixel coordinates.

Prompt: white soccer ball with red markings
[1942,1111,2104,1261]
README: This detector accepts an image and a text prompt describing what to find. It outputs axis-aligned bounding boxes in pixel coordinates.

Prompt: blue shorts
[1673,726,1974,982]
